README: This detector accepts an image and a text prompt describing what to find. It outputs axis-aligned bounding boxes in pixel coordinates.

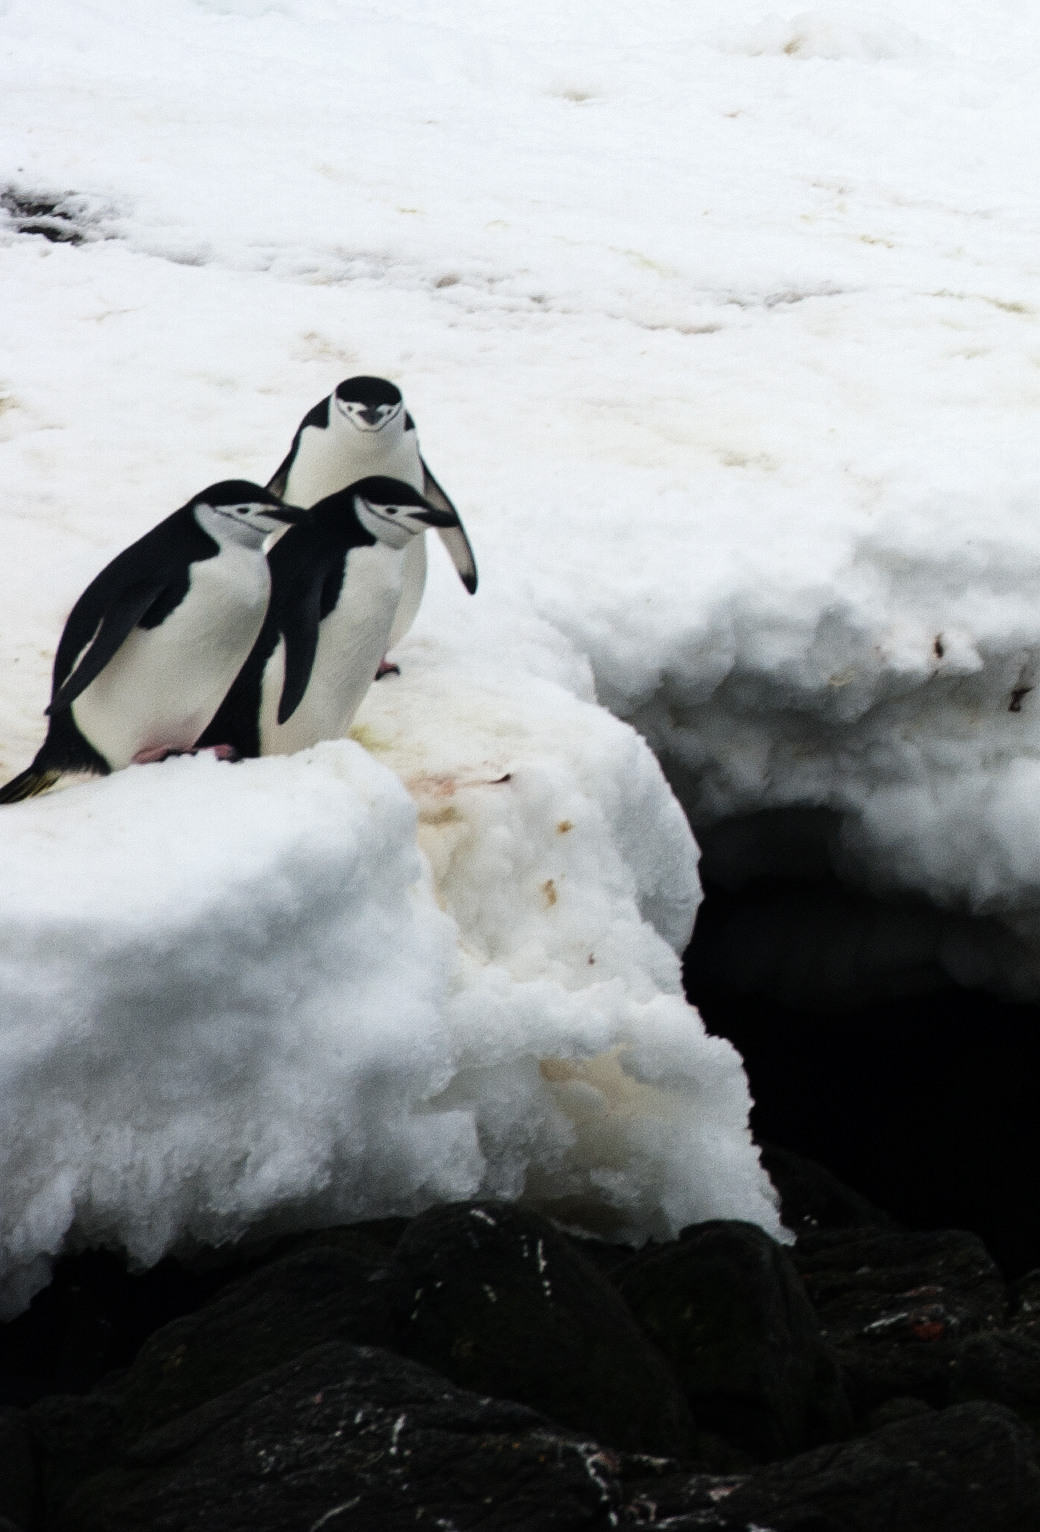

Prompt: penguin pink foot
[375,657,400,680]
[132,743,240,765]
[132,745,182,765]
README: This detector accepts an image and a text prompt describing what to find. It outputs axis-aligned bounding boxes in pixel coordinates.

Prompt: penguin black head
[191,481,309,537]
[314,475,459,550]
[333,376,404,432]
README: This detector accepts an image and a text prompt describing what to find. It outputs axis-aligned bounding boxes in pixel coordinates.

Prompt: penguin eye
[384,506,398,515]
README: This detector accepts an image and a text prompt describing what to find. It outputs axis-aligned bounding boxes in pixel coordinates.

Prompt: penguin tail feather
[0,767,64,805]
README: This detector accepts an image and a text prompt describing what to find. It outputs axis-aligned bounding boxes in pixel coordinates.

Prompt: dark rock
[386,1199,698,1458]
[620,1401,1040,1530]
[862,1395,935,1430]
[758,1143,892,1235]
[946,1330,1040,1410]
[0,1407,35,1529]
[253,1215,412,1268]
[826,1332,1040,1420]
[616,1220,851,1460]
[0,1248,232,1407]
[735,1400,1040,1531]
[794,1227,1007,1338]
[0,1222,410,1410]
[832,1336,962,1415]
[1009,1266,1040,1343]
[562,1229,641,1276]
[57,1341,617,1532]
[793,1227,1010,1414]
[110,1244,393,1442]
[28,1392,119,1523]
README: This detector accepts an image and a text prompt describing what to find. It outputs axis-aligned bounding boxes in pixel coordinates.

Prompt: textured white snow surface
[0,0,1037,1303]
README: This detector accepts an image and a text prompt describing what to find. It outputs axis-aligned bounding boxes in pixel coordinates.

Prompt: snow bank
[0,0,1038,1296]
[353,598,767,1241]
[0,708,773,1314]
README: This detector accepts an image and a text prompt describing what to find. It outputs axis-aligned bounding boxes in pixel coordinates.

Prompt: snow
[0,0,1037,1300]
[0,687,765,1315]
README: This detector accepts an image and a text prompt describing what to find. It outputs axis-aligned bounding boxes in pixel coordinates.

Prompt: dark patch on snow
[0,189,117,247]
[722,286,848,309]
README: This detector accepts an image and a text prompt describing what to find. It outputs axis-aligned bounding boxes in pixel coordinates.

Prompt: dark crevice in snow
[691,819,1030,1011]
[684,849,1040,1280]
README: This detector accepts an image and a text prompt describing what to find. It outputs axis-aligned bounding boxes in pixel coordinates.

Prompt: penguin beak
[411,507,459,528]
[268,505,310,524]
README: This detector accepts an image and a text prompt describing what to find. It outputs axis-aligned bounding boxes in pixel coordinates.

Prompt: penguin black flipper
[276,569,327,726]
[195,528,339,751]
[48,508,218,712]
[267,397,331,499]
[275,542,348,726]
[48,578,170,712]
[420,459,477,594]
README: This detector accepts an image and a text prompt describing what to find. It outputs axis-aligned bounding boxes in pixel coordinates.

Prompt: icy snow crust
[0,0,1036,1300]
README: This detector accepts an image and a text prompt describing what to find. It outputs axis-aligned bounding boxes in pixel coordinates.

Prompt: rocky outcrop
[111,1244,392,1441]
[5,1153,1040,1531]
[57,1342,617,1532]
[793,1225,1020,1415]
[384,1200,698,1458]
[616,1219,851,1458]
[623,1401,1040,1531]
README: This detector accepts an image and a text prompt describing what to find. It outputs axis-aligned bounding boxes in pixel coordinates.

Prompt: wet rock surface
[385,1200,698,1458]
[0,1408,34,1529]
[57,1342,617,1532]
[6,1157,1040,1529]
[794,1225,1020,1416]
[616,1219,851,1459]
[111,1244,393,1442]
[620,1402,1040,1531]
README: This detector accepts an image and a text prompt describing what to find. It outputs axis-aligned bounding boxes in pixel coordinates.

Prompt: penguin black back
[199,483,379,758]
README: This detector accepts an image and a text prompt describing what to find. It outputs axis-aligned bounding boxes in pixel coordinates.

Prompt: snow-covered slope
[0,0,1036,1302]
[0,724,766,1316]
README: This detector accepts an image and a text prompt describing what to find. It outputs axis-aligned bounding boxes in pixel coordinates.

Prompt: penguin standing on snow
[0,482,308,803]
[199,476,461,760]
[267,375,477,658]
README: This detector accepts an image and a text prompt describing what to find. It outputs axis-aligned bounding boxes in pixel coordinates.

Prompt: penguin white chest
[72,548,271,770]
[285,426,423,507]
[282,425,429,652]
[260,543,406,756]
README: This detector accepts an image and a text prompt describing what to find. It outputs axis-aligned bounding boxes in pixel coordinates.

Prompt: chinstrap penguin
[0,482,307,803]
[268,375,476,661]
[199,476,459,760]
